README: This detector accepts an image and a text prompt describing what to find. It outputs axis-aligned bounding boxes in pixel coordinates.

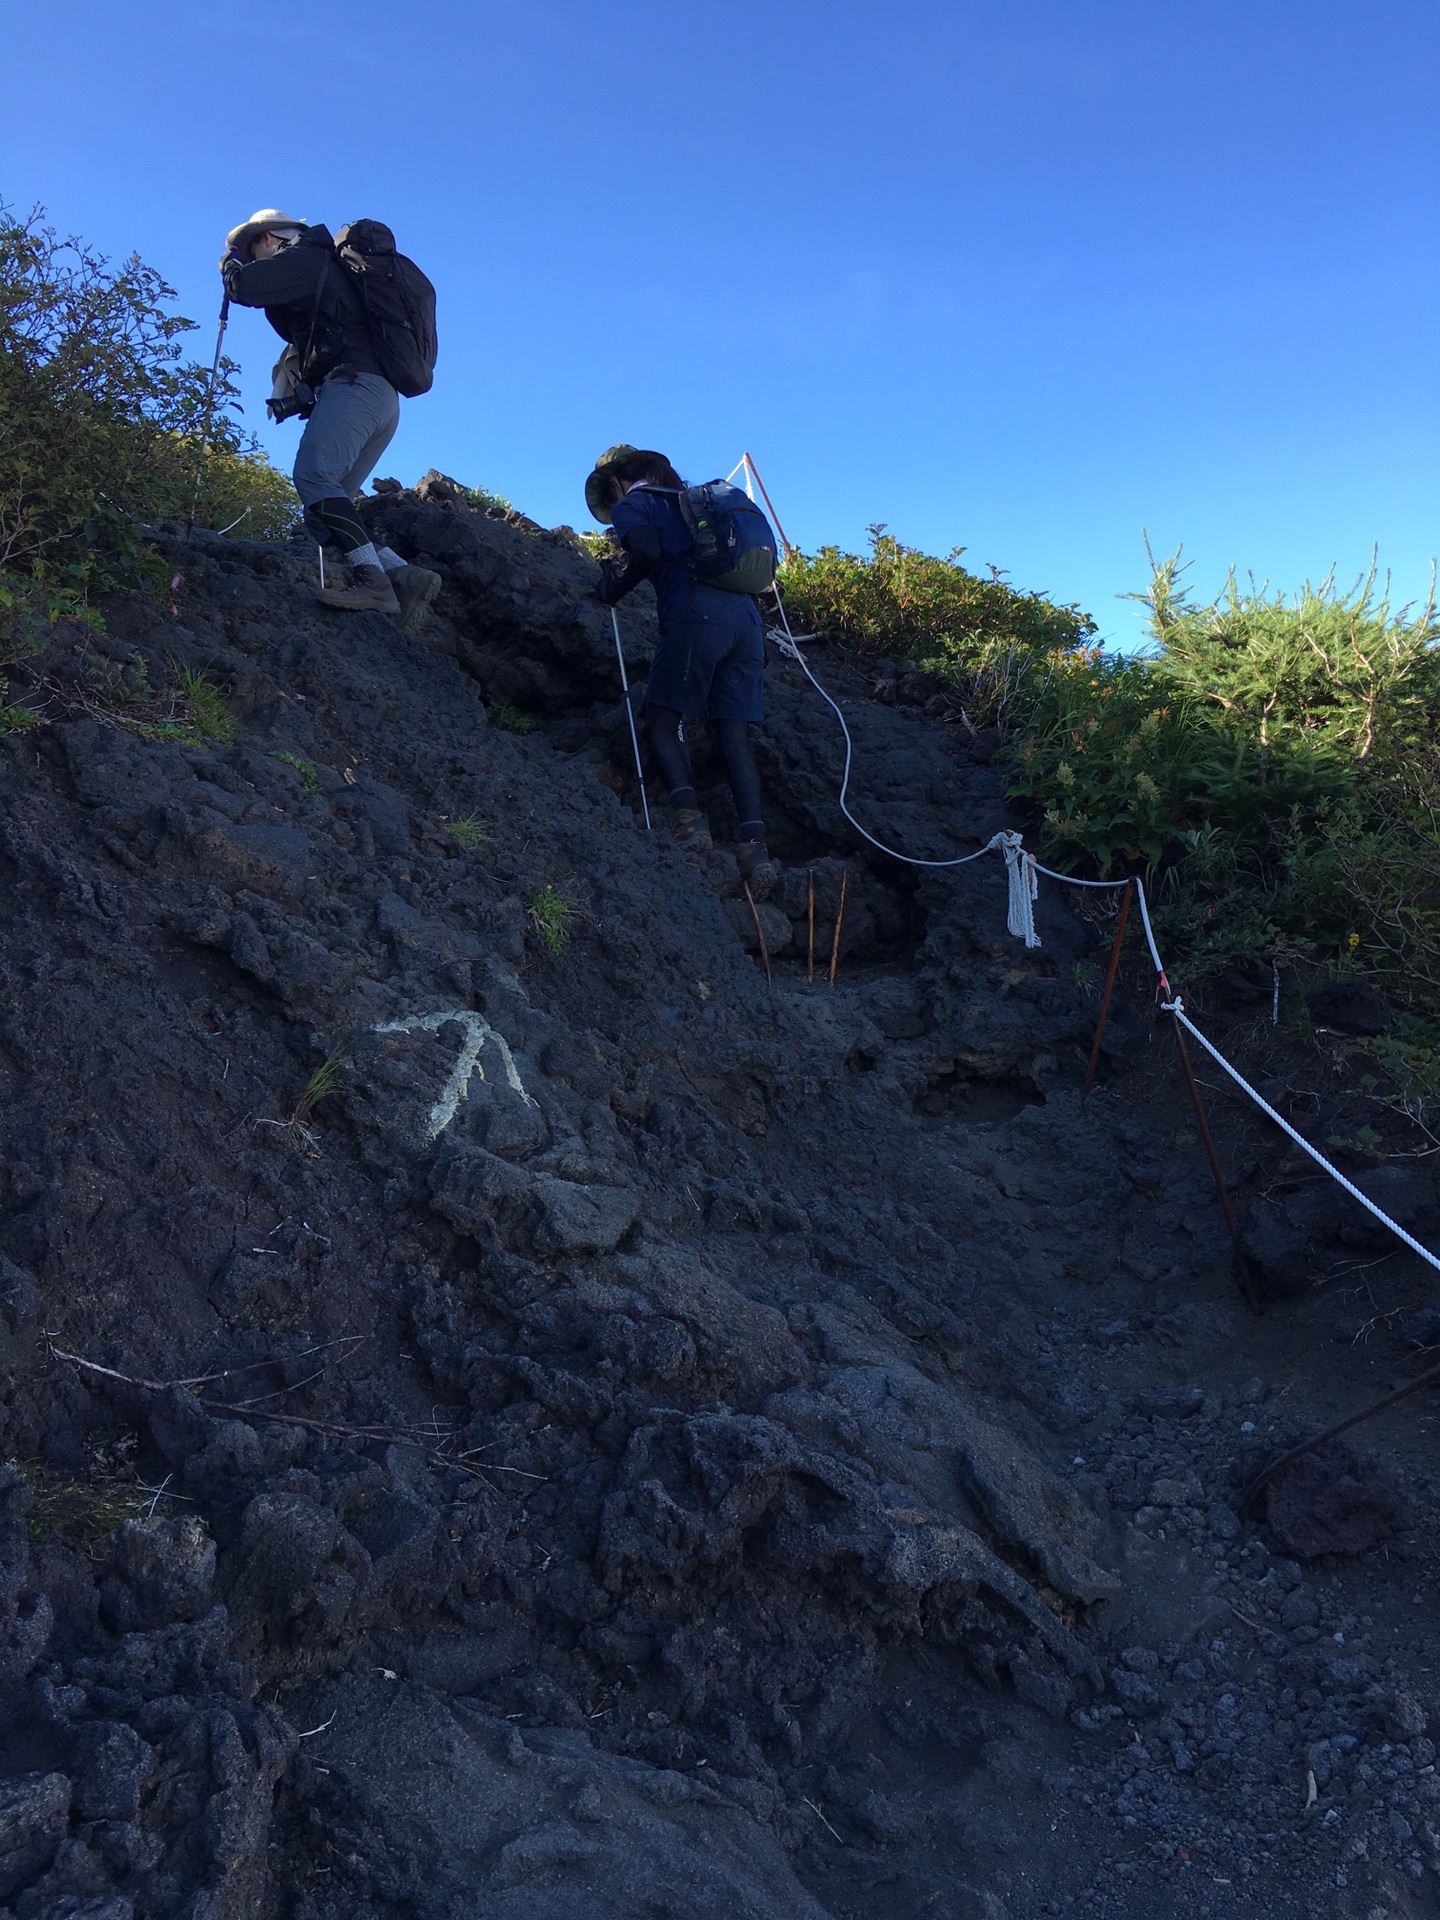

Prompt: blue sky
[4,0,1437,643]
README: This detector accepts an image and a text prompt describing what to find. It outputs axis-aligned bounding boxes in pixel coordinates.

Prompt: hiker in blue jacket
[586,444,778,900]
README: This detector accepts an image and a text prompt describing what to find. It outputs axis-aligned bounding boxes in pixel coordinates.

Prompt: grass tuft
[444,813,488,851]
[176,664,236,745]
[69,652,234,749]
[527,884,573,954]
[15,1457,151,1546]
[490,703,535,735]
[288,1045,347,1152]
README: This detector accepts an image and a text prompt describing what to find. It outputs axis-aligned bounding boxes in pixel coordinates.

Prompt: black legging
[303,495,370,553]
[645,705,764,841]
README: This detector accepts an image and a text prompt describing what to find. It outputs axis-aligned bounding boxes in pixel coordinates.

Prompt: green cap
[584,444,667,524]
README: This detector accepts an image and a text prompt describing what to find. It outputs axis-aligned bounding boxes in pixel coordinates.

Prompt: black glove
[219,245,246,273]
[596,557,629,605]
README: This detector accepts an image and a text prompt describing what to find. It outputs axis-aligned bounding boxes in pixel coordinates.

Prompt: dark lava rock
[0,1773,70,1899]
[1402,1304,1440,1349]
[1240,1197,1312,1297]
[1340,1164,1440,1248]
[1263,1445,1403,1558]
[1306,980,1394,1035]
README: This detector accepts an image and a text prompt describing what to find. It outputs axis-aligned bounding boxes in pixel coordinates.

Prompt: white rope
[1001,836,1040,948]
[1165,997,1440,1278]
[760,478,1439,1276]
[768,594,1003,870]
[1026,857,1169,981]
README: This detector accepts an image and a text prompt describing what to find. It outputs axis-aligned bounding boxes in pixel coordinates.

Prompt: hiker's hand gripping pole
[609,606,652,831]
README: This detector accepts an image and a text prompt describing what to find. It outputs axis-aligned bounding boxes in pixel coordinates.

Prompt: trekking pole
[609,606,652,831]
[187,294,231,531]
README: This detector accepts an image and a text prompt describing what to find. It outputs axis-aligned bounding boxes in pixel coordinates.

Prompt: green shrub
[776,523,1440,1001]
[490,703,535,734]
[1006,553,1440,992]
[180,443,298,542]
[0,203,299,614]
[779,526,1095,724]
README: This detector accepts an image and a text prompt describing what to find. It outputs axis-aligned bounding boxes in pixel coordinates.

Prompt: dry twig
[828,867,848,986]
[742,882,772,989]
[47,1341,545,1495]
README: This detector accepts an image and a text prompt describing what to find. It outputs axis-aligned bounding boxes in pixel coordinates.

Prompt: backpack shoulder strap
[672,484,709,538]
[299,247,335,373]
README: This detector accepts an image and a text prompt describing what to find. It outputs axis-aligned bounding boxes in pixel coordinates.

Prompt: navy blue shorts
[645,592,765,723]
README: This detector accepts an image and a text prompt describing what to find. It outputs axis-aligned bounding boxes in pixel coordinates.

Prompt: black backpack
[672,480,778,594]
[335,219,438,398]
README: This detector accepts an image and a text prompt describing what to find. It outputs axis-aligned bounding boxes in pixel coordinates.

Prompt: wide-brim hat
[226,208,309,253]
[584,444,668,524]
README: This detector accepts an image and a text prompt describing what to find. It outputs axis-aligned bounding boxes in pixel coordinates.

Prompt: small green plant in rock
[175,664,234,745]
[273,749,320,795]
[1,576,101,732]
[15,1458,151,1547]
[0,690,41,734]
[528,885,572,954]
[457,481,514,515]
[443,813,488,851]
[71,652,233,749]
[1346,1016,1440,1146]
[289,1046,347,1151]
[1324,1123,1386,1164]
[490,703,535,735]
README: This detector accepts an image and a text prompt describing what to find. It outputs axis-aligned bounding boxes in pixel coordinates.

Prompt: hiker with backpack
[585,444,779,900]
[220,211,440,630]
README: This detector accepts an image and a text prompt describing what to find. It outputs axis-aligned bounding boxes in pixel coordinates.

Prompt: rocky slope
[1,488,1438,1920]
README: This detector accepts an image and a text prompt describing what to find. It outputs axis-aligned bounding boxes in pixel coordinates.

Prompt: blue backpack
[673,480,778,595]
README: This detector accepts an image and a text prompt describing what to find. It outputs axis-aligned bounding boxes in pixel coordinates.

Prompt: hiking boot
[392,564,441,633]
[671,808,714,852]
[735,840,779,901]
[316,563,400,615]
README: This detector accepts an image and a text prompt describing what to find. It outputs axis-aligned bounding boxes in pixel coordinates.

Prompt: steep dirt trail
[1,492,1437,1920]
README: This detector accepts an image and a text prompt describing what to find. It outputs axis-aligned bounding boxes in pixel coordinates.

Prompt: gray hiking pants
[291,371,400,506]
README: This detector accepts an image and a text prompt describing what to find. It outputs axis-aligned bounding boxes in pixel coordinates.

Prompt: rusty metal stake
[1171,1015,1262,1313]
[1085,880,1133,1093]
[1241,1351,1440,1516]
[742,882,772,989]
[828,867,848,987]
[807,871,815,984]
